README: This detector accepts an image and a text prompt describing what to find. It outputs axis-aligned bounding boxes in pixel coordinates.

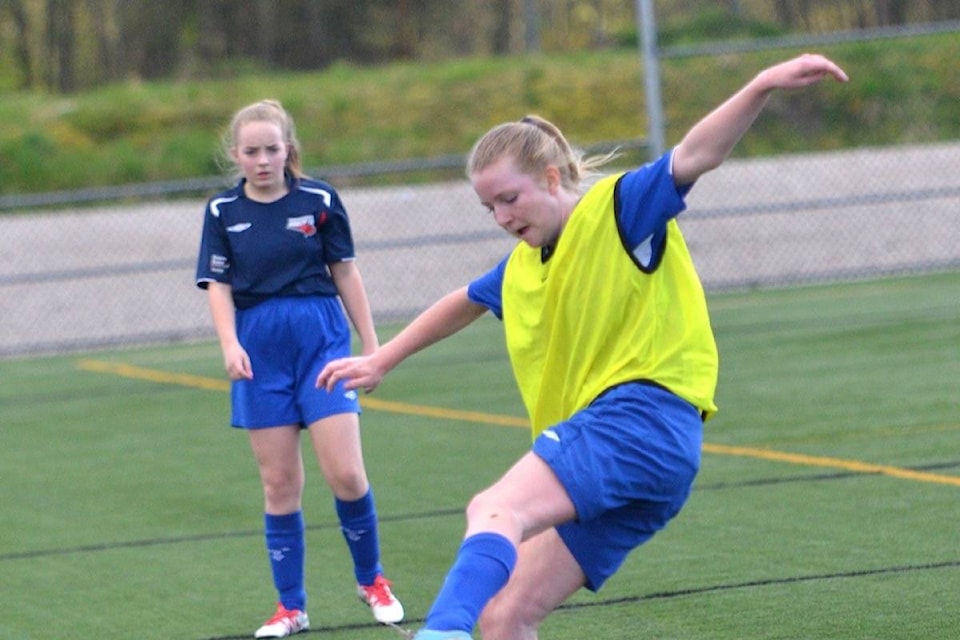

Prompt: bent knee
[479,595,544,640]
[465,490,514,525]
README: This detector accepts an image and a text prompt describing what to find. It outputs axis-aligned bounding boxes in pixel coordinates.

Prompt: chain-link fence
[2,136,957,358]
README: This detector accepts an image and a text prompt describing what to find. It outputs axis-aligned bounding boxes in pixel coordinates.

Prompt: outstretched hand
[758,53,848,91]
[317,354,384,394]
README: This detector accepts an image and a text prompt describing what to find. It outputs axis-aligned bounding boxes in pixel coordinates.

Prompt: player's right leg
[248,425,309,637]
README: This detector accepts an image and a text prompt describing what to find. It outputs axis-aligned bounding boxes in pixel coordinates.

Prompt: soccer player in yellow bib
[318,54,848,640]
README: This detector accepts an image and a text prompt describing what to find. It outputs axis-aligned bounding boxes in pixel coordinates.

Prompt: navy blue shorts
[532,382,703,591]
[230,296,360,429]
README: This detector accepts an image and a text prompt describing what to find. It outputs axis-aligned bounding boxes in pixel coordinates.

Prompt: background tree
[45,0,75,91]
[5,0,32,88]
[0,0,956,94]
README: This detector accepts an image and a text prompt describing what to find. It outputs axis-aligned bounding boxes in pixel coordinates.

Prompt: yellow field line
[77,358,960,487]
[76,358,527,427]
[702,443,960,487]
[357,395,529,428]
[77,358,230,392]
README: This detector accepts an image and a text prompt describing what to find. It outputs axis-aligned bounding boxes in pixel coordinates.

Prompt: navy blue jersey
[196,175,356,309]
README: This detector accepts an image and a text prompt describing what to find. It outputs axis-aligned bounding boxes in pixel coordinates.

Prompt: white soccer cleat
[254,602,310,638]
[357,574,405,624]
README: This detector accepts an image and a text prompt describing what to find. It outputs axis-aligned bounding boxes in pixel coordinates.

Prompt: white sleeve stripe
[209,195,238,217]
[298,185,333,207]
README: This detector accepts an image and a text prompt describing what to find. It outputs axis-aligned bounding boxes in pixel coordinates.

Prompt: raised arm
[317,286,487,393]
[672,53,848,186]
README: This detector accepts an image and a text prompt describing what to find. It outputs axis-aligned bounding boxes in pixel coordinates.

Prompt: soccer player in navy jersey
[318,55,848,639]
[195,100,403,638]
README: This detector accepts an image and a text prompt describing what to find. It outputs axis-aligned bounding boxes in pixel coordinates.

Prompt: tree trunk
[46,0,76,92]
[90,0,123,83]
[7,0,33,88]
[874,0,910,25]
[491,0,512,54]
[523,0,541,52]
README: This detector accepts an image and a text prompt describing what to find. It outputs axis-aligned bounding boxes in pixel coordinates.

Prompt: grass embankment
[0,33,957,195]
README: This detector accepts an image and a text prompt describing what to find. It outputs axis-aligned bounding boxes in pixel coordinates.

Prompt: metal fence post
[637,0,665,160]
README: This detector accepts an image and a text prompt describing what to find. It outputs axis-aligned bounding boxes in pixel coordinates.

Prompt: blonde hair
[221,99,304,180]
[466,115,616,191]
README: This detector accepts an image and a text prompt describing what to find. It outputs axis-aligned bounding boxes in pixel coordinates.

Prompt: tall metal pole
[523,0,541,52]
[636,0,665,159]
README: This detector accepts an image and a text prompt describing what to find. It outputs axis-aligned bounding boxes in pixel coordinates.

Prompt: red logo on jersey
[286,215,317,237]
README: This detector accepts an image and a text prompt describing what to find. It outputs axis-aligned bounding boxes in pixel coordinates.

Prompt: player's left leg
[307,412,369,500]
[414,452,577,637]
[307,413,404,624]
[478,527,586,640]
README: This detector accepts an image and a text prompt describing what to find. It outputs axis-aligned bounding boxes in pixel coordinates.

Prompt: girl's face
[232,120,289,202]
[471,156,564,248]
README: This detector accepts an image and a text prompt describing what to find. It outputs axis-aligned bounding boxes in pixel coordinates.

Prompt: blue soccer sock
[335,489,383,585]
[264,511,307,611]
[423,532,518,633]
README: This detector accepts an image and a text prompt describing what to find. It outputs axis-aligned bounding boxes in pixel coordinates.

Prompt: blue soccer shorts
[230,295,360,429]
[532,381,703,591]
